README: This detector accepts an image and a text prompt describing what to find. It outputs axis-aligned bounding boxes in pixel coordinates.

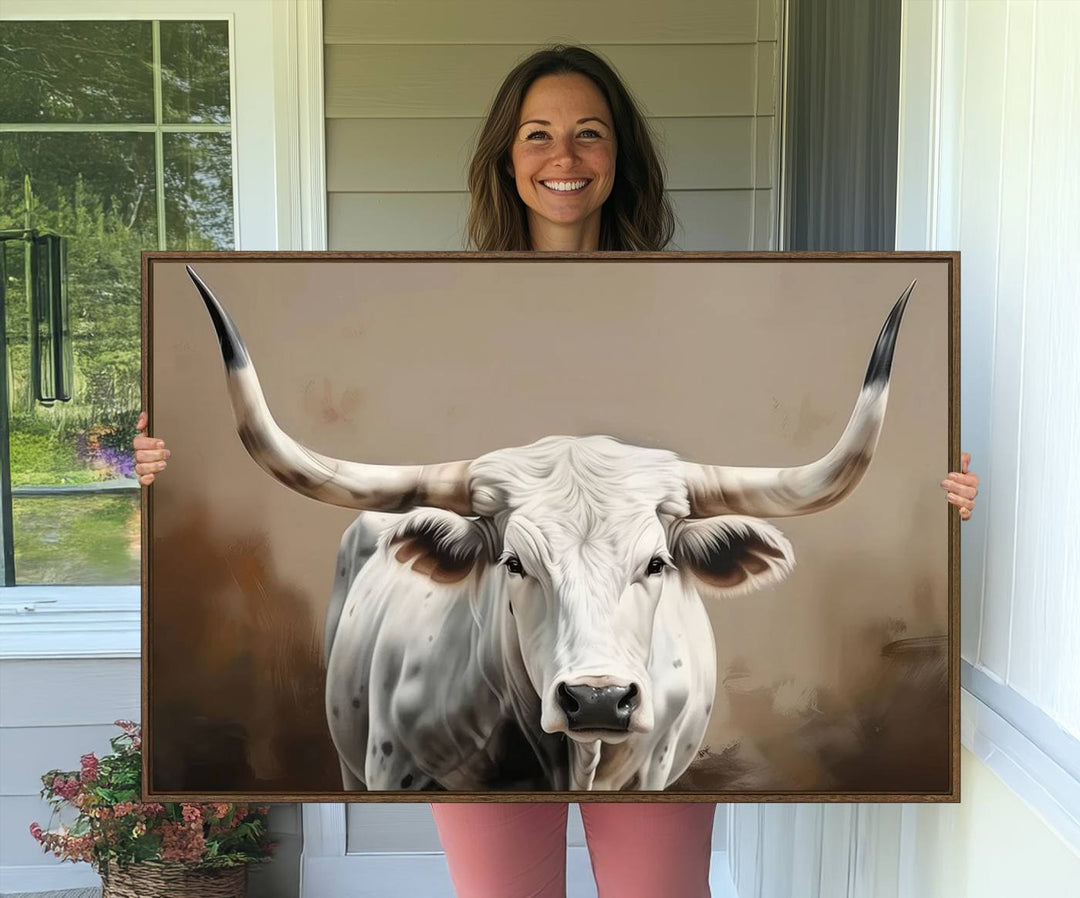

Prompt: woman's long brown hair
[466,46,676,252]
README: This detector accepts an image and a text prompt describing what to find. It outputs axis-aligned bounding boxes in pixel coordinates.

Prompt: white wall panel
[1005,2,1080,733]
[953,0,1010,677]
[0,724,120,795]
[898,0,1080,737]
[978,0,1035,684]
[345,804,444,853]
[0,660,140,728]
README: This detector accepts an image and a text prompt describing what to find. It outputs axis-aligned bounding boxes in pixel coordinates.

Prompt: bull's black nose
[557,682,640,731]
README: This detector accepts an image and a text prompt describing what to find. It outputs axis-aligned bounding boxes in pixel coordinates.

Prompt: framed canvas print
[142,252,959,802]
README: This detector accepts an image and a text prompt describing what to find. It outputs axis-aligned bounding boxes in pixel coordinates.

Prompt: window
[0,19,235,586]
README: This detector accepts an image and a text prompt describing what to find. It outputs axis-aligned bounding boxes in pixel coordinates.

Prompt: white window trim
[962,671,1080,854]
[0,0,326,658]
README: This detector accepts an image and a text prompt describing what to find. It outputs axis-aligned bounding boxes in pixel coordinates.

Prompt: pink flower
[142,803,166,817]
[80,753,99,782]
[131,821,147,837]
[181,805,202,824]
[52,777,80,801]
[112,801,137,818]
[160,821,206,863]
[29,822,43,842]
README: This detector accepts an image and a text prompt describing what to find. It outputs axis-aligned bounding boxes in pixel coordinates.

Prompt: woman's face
[509,73,617,249]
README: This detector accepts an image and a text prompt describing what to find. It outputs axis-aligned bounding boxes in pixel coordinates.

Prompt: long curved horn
[187,266,473,514]
[683,281,916,518]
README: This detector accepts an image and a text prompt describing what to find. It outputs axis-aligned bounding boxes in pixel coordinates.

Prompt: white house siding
[0,659,139,893]
[324,0,781,251]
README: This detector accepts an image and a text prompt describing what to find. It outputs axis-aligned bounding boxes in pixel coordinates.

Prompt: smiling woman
[465,45,674,253]
[508,73,618,250]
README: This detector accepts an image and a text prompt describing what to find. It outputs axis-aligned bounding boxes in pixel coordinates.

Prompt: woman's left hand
[942,452,979,521]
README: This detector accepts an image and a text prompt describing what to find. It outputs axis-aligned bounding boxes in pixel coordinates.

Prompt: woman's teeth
[542,180,588,192]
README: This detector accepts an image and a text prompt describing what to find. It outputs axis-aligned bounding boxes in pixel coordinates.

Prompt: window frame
[0,0,326,659]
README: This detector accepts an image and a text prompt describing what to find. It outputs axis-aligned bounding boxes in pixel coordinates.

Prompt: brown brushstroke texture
[150,502,340,792]
[673,632,948,792]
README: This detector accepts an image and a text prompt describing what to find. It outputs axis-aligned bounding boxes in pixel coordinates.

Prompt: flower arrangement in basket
[30,720,274,897]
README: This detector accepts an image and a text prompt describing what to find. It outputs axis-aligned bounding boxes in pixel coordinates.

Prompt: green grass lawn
[13,493,140,585]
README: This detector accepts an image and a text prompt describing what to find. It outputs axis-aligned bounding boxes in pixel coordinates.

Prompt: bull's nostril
[557,683,580,714]
[618,683,640,712]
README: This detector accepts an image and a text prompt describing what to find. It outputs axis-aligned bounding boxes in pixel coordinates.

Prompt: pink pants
[431,802,716,898]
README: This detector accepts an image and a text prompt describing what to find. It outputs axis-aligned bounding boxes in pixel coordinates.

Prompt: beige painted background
[147,256,950,795]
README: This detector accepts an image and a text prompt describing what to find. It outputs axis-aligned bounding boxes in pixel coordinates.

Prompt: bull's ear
[671,515,795,599]
[383,509,488,585]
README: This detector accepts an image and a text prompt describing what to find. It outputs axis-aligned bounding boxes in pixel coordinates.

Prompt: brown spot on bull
[236,423,268,457]
[794,451,874,514]
[690,530,789,589]
[391,535,479,584]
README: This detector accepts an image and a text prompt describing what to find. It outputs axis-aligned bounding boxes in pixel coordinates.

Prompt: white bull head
[186,266,913,747]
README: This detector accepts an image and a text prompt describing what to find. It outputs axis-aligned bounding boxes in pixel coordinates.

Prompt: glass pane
[12,493,141,585]
[164,132,235,250]
[2,132,153,585]
[0,21,154,124]
[160,21,232,124]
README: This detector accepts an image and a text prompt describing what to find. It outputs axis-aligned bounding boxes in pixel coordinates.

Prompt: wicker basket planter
[101,862,247,897]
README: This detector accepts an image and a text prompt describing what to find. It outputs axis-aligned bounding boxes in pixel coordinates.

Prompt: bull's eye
[504,555,526,577]
[646,556,667,576]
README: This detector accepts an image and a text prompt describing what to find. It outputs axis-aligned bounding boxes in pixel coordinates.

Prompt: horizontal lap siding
[324,0,761,45]
[0,658,139,867]
[325,45,762,118]
[328,189,762,250]
[325,0,781,252]
[326,117,771,192]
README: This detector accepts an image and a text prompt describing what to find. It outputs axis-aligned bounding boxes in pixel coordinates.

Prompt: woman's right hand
[133,411,170,486]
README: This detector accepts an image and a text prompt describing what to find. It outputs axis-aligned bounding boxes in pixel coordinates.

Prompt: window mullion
[153,19,167,251]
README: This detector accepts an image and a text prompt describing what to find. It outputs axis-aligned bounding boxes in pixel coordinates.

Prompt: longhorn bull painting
[148,259,947,796]
[144,256,955,799]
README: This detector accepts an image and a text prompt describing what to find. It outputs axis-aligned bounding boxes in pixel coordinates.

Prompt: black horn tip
[863,280,916,390]
[186,266,249,370]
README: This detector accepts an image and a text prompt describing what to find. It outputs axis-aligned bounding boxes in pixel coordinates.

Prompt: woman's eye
[525,130,549,140]
[646,557,667,576]
[504,556,526,576]
[579,129,601,138]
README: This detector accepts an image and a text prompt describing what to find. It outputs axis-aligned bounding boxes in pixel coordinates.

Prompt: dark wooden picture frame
[142,251,960,803]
